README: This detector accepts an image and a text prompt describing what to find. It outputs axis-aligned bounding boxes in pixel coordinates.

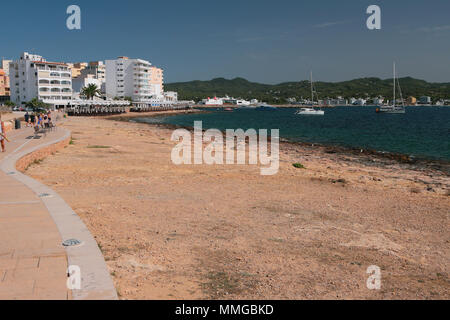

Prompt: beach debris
[292,163,305,169]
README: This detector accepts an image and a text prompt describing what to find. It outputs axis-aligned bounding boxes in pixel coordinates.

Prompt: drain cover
[7,172,16,175]
[62,239,82,247]
[38,193,53,198]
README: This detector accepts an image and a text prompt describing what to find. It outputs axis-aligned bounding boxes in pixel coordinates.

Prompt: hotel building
[105,56,154,102]
[9,52,72,107]
[149,66,164,98]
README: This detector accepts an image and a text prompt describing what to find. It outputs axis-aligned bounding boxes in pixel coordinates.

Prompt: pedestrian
[24,112,30,127]
[0,114,7,152]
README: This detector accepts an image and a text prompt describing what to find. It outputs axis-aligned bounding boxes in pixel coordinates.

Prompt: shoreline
[115,111,450,176]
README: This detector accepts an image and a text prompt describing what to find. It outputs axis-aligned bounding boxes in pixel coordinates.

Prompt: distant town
[0,52,449,111]
[0,52,189,112]
[196,95,446,107]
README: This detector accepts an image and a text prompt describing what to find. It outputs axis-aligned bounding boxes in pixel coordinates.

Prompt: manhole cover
[39,193,53,198]
[62,239,83,247]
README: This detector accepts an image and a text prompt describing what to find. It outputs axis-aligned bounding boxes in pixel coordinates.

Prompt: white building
[419,96,432,105]
[9,52,72,107]
[373,97,384,105]
[105,56,153,102]
[73,61,106,93]
[1,59,12,76]
[201,97,223,105]
[164,91,178,102]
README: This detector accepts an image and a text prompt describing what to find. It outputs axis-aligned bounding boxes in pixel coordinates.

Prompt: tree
[25,98,50,112]
[4,101,15,107]
[81,84,101,100]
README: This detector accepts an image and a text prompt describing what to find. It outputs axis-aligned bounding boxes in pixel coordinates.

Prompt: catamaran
[296,71,325,115]
[376,62,406,114]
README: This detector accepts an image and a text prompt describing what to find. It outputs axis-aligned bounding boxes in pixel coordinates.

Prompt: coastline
[24,115,449,300]
[119,111,450,176]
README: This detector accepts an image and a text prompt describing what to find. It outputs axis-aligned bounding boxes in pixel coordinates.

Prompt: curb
[0,128,118,300]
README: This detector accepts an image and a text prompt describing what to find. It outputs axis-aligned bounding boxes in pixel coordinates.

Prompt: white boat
[296,107,325,115]
[296,71,325,116]
[376,63,406,114]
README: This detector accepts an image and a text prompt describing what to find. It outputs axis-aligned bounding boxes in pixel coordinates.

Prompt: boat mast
[393,62,396,107]
[310,71,313,106]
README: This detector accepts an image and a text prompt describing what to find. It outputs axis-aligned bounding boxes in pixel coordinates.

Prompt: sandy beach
[24,114,449,300]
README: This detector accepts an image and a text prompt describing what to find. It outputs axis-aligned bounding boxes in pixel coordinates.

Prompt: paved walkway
[0,126,69,299]
[0,122,117,300]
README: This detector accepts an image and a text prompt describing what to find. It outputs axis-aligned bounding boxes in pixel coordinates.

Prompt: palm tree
[81,84,101,100]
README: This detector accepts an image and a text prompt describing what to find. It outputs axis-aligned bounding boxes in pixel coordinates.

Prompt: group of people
[24,111,53,129]
[0,110,60,153]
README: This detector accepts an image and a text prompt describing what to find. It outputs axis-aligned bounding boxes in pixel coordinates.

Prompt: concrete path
[0,122,117,300]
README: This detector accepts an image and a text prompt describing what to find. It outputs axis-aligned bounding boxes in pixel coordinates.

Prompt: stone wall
[16,136,71,172]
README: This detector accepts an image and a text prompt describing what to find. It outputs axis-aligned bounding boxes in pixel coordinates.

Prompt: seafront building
[149,66,164,98]
[105,56,153,102]
[406,96,417,105]
[419,96,431,105]
[72,61,106,93]
[9,52,72,108]
[0,68,10,103]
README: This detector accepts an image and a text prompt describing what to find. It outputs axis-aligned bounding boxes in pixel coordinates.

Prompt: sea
[133,106,450,162]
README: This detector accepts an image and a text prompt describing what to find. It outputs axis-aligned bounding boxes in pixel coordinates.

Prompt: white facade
[73,75,103,94]
[202,97,223,105]
[73,61,106,93]
[164,91,178,102]
[105,57,153,102]
[1,59,12,76]
[9,52,72,107]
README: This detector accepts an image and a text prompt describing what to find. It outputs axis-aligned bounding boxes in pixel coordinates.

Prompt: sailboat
[296,71,325,115]
[376,62,406,114]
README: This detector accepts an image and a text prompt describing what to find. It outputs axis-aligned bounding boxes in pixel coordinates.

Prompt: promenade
[0,119,117,300]
[0,125,69,299]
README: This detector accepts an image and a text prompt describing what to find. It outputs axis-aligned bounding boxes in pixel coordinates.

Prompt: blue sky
[1,0,449,83]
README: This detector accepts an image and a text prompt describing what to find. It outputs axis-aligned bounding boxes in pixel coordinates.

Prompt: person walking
[0,114,7,153]
[24,112,30,127]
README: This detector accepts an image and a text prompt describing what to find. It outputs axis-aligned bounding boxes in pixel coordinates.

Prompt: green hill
[165,77,450,104]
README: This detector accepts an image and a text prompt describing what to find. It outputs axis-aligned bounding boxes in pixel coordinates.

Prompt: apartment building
[9,52,72,107]
[0,69,10,95]
[105,56,153,102]
[1,59,12,76]
[73,61,106,93]
[149,66,164,98]
[68,62,88,78]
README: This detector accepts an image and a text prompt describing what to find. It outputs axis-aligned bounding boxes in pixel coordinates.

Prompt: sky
[1,0,450,84]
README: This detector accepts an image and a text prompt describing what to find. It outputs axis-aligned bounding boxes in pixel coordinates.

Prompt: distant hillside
[165,77,450,104]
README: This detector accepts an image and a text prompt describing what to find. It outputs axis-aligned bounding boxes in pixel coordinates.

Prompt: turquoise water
[134,106,450,161]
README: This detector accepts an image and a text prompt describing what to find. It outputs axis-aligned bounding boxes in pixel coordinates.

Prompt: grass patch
[292,163,305,169]
[331,178,347,184]
[87,145,111,149]
[202,272,241,298]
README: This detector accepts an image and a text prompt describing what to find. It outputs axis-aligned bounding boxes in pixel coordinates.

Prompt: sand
[25,114,449,300]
